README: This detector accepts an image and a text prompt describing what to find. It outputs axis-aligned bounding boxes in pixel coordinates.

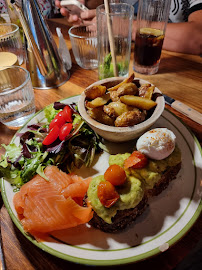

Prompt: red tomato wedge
[124,151,148,169]
[49,116,66,130]
[59,123,73,141]
[43,125,60,145]
[62,105,72,122]
[97,181,119,208]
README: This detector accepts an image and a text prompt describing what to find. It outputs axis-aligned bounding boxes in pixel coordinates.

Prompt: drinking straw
[104,0,118,76]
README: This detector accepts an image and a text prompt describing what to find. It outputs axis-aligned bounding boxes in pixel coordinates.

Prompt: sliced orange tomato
[97,181,120,208]
[124,151,148,169]
[104,164,126,186]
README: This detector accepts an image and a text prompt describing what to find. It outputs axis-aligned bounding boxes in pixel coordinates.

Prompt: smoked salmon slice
[13,166,93,235]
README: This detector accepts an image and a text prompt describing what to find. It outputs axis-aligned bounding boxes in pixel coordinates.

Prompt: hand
[80,9,96,25]
[55,0,86,24]
[55,0,101,25]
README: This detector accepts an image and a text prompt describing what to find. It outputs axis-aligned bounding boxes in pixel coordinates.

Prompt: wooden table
[0,18,202,270]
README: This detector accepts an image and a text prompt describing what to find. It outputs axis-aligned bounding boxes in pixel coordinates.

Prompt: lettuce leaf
[44,104,60,123]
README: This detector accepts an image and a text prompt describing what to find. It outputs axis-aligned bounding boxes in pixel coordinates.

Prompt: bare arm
[163,10,202,55]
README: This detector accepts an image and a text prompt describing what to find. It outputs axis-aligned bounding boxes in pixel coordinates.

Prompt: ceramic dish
[1,95,201,266]
[78,77,165,142]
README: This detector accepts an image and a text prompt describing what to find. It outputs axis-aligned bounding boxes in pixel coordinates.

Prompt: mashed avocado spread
[109,146,181,190]
[87,146,181,224]
[87,175,144,224]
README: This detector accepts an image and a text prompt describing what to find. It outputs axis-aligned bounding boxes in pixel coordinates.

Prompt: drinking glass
[0,23,24,65]
[133,0,171,75]
[0,66,36,129]
[68,24,98,69]
[97,3,134,79]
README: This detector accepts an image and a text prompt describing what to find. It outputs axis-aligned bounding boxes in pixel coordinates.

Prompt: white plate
[1,95,201,266]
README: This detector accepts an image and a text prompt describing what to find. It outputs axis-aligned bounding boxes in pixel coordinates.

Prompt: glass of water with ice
[0,66,35,129]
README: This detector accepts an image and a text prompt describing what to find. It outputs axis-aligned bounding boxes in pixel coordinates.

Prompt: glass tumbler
[97,3,134,79]
[0,66,36,129]
[133,0,171,75]
[0,23,24,65]
[68,24,98,69]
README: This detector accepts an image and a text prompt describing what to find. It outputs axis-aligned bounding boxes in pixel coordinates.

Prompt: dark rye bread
[146,162,181,197]
[87,162,181,233]
[88,195,148,233]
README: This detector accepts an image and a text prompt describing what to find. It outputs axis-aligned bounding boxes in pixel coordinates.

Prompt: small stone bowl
[78,77,165,142]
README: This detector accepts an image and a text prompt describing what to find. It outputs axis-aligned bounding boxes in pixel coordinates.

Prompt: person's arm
[132,10,202,55]
[163,10,202,55]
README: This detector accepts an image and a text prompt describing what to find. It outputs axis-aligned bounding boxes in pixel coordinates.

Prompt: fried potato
[117,82,138,97]
[120,95,157,110]
[104,101,131,118]
[108,73,135,91]
[87,107,114,126]
[110,90,119,102]
[115,109,145,127]
[138,83,151,97]
[85,85,106,100]
[144,85,155,100]
[86,93,111,108]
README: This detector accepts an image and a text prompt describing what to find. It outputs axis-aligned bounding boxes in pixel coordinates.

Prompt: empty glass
[0,66,36,129]
[68,24,98,69]
[0,23,24,65]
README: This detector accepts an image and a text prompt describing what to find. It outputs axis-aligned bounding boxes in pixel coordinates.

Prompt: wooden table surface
[0,18,202,270]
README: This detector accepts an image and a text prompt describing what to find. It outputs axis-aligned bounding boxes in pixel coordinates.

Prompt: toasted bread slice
[87,163,181,233]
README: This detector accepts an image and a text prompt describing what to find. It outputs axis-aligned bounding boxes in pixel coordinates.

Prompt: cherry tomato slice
[62,105,72,123]
[55,111,66,120]
[43,125,60,145]
[97,181,119,208]
[124,151,148,169]
[104,164,126,186]
[49,116,66,130]
[59,123,73,141]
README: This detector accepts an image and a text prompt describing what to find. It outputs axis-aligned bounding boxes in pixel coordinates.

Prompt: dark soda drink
[134,28,164,67]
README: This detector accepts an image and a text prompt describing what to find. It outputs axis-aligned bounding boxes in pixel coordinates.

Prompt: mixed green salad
[0,101,105,190]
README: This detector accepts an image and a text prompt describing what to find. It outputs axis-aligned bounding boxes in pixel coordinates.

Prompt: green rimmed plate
[1,95,201,266]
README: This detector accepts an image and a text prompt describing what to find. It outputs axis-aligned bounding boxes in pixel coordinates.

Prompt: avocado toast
[86,129,182,233]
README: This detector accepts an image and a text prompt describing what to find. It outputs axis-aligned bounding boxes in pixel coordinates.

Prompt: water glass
[97,3,134,79]
[0,23,24,65]
[0,66,36,129]
[68,25,98,69]
[133,0,171,75]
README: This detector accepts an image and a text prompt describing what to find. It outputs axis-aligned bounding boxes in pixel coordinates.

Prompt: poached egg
[136,128,176,160]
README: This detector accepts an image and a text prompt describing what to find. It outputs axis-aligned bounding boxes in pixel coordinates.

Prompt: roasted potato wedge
[138,83,151,97]
[86,93,111,108]
[87,107,114,126]
[104,101,131,118]
[108,73,135,91]
[117,82,138,97]
[115,109,145,127]
[110,90,119,102]
[144,85,155,100]
[120,95,157,110]
[85,85,106,100]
